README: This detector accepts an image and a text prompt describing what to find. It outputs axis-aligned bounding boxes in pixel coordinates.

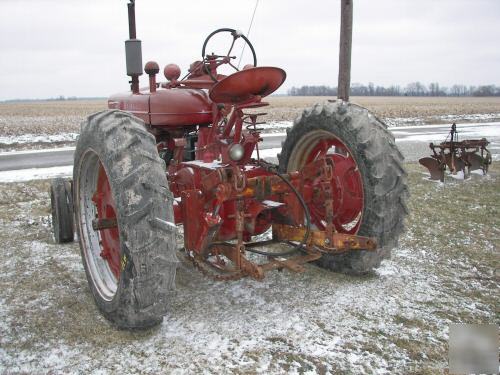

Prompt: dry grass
[0,100,106,136]
[1,96,500,137]
[262,96,500,123]
[0,163,498,373]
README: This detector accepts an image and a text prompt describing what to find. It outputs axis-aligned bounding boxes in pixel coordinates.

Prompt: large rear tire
[279,101,408,274]
[74,110,178,329]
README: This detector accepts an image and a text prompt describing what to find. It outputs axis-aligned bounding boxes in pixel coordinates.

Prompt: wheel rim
[287,130,364,234]
[77,150,120,301]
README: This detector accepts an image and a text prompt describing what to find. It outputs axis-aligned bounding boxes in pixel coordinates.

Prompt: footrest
[260,253,322,273]
[270,257,306,273]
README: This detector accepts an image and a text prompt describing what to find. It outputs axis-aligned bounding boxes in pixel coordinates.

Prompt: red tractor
[50,1,407,329]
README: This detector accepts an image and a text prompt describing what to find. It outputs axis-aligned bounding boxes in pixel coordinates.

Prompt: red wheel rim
[92,164,121,279]
[305,137,364,234]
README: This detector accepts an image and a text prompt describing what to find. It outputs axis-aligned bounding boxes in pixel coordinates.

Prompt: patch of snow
[260,132,287,138]
[0,132,79,145]
[253,147,281,160]
[0,165,72,182]
[259,121,292,133]
[0,146,75,156]
[394,122,500,144]
[261,200,284,208]
[448,170,465,180]
[183,160,228,169]
[384,117,426,128]
[385,114,500,128]
[431,112,500,122]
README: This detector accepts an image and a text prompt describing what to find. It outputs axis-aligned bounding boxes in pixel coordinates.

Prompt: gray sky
[0,0,499,100]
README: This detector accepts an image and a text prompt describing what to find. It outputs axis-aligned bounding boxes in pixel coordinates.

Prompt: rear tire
[74,110,178,329]
[279,101,408,274]
[50,178,74,243]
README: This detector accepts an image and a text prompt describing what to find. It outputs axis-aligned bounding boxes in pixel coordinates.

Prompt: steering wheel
[201,28,257,82]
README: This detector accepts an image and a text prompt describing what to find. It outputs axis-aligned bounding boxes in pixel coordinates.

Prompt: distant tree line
[0,96,106,103]
[288,83,500,97]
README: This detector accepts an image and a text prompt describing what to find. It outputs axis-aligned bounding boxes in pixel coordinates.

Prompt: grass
[0,162,498,373]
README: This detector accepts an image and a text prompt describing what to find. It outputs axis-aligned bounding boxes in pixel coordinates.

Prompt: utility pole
[337,0,353,101]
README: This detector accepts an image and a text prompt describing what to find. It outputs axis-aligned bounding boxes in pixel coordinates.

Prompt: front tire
[279,101,408,274]
[74,110,178,329]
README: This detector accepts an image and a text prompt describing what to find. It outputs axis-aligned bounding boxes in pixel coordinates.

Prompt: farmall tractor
[50,2,408,329]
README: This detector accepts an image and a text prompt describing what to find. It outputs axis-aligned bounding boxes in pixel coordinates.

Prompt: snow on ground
[253,147,282,161]
[0,146,75,157]
[0,132,79,145]
[392,121,500,143]
[1,113,498,148]
[0,164,498,373]
[429,112,500,123]
[383,112,500,128]
[1,121,499,182]
[0,165,73,183]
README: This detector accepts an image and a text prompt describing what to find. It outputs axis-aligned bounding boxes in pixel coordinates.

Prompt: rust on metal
[92,218,118,231]
[260,253,322,273]
[419,123,492,182]
[190,243,324,281]
[103,10,383,284]
[272,224,377,253]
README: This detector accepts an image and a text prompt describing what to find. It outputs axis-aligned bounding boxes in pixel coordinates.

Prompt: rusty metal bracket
[272,223,376,253]
[260,253,322,273]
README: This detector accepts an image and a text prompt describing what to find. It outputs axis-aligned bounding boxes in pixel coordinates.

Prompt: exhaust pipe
[125,0,142,94]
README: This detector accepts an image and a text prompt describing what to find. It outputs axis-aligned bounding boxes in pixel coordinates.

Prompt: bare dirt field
[0,163,498,374]
[0,100,105,137]
[262,96,500,125]
[1,96,500,138]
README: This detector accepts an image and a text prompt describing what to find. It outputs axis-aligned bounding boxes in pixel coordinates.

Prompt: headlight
[228,143,245,161]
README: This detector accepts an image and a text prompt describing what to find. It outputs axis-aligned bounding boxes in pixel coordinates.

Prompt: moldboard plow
[419,123,491,182]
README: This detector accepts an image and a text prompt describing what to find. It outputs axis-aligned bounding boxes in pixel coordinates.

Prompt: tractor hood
[108,87,213,128]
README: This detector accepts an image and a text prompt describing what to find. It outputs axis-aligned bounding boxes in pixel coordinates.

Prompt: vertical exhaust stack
[125,0,142,94]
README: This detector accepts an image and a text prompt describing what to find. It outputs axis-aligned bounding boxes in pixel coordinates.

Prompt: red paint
[92,164,121,279]
[149,88,212,127]
[106,32,362,255]
[109,88,212,127]
[208,67,286,104]
[305,137,364,234]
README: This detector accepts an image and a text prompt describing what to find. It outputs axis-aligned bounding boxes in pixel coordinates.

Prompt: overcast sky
[0,0,499,100]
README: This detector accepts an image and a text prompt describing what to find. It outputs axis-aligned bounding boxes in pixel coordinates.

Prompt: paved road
[0,148,75,171]
[1,122,499,172]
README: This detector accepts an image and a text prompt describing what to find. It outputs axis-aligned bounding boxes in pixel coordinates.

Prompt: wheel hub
[298,133,364,234]
[92,164,121,279]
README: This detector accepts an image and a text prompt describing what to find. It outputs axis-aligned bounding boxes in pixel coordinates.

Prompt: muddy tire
[279,101,408,274]
[74,110,178,329]
[50,178,74,243]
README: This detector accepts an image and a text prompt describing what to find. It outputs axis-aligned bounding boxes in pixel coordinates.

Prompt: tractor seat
[209,67,286,104]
